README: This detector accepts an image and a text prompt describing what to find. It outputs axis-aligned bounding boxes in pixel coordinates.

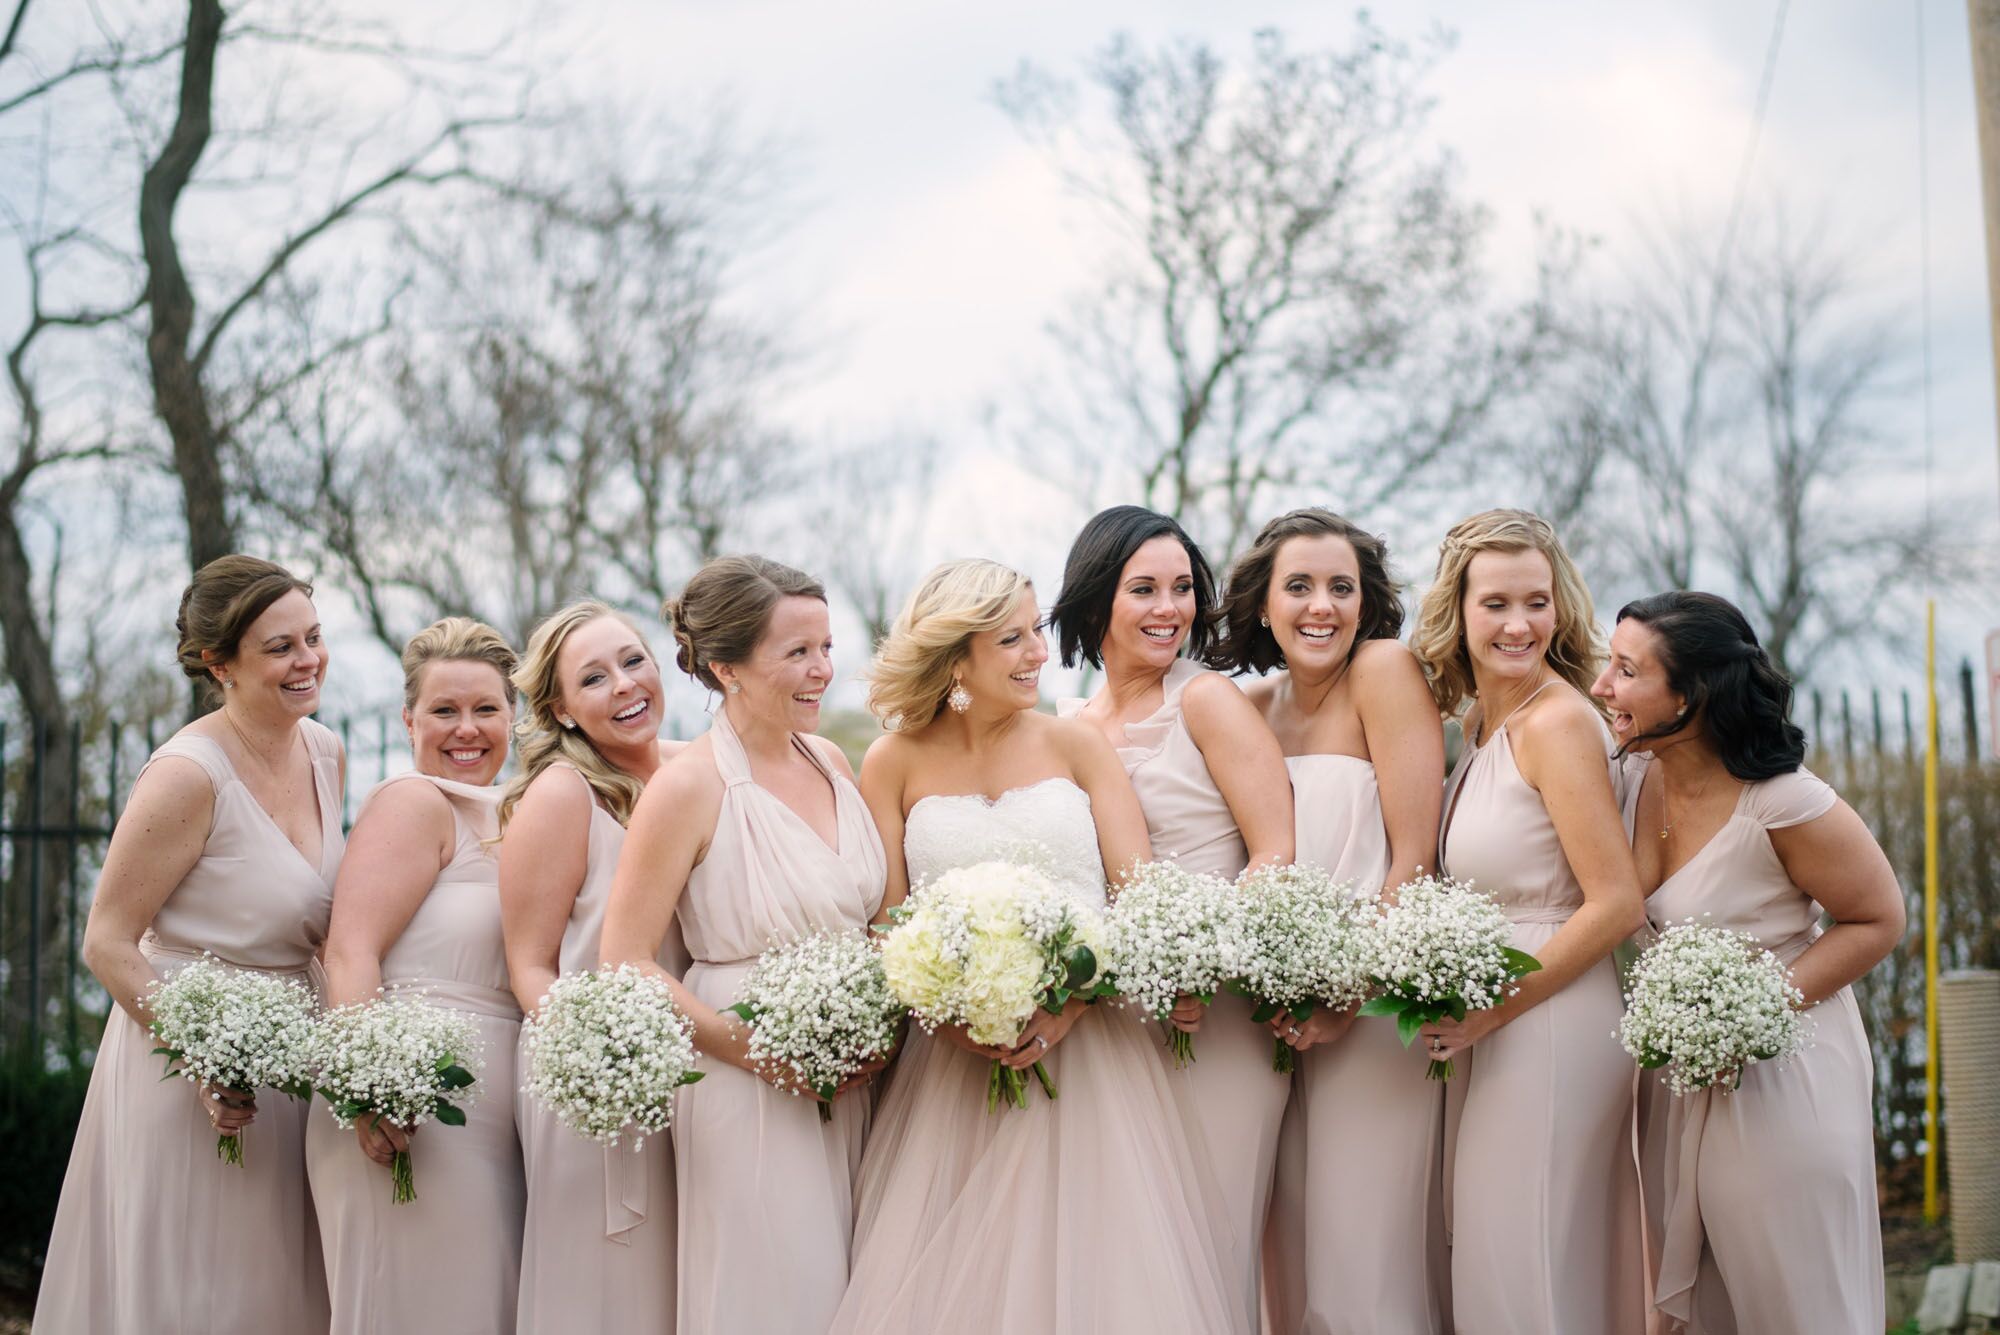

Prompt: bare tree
[1558,212,1962,676]
[796,433,940,650]
[245,142,798,649]
[997,24,1564,555]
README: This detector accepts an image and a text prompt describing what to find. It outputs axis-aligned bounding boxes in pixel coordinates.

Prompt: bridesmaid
[1211,509,1449,1335]
[831,558,1245,1335]
[498,600,687,1334]
[38,556,339,1333]
[600,555,887,1334]
[307,617,526,1334]
[1409,509,1648,1334]
[1048,504,1293,1328]
[1593,591,1899,1334]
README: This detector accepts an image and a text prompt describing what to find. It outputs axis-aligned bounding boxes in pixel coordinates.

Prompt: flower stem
[216,1131,243,1166]
[1030,1059,1058,1101]
[390,1149,415,1205]
[1427,1058,1454,1081]
[1167,1028,1196,1068]
[816,1099,833,1124]
[1272,1036,1295,1075]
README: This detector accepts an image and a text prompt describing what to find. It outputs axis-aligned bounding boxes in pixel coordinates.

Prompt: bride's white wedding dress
[829,778,1246,1335]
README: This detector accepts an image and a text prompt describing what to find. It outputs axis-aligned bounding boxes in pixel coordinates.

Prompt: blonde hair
[1411,509,1605,718]
[497,600,655,832]
[867,559,1032,731]
[664,555,825,692]
[401,617,518,710]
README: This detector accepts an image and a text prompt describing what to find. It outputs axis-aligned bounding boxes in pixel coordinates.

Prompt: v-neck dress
[1264,752,1450,1335]
[1620,756,1883,1334]
[671,708,886,1334]
[515,761,690,1335]
[306,773,525,1335]
[1059,659,1280,1330]
[1435,687,1648,1334]
[37,722,344,1335]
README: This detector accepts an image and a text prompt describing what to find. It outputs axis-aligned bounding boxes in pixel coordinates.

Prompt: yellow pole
[1925,598,1942,1224]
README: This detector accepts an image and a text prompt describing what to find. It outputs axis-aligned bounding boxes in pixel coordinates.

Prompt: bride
[830,559,1245,1335]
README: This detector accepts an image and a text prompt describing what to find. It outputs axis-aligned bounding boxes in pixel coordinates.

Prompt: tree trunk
[140,0,231,577]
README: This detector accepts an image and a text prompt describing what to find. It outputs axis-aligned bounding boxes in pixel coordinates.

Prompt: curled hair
[175,556,314,691]
[498,600,655,832]
[1048,506,1218,669]
[867,559,1031,731]
[1615,591,1806,780]
[401,617,518,711]
[664,555,826,692]
[1208,508,1403,674]
[1411,509,1604,718]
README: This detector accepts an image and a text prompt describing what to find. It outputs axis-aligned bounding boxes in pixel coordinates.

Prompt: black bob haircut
[1048,505,1219,670]
[1614,590,1807,781]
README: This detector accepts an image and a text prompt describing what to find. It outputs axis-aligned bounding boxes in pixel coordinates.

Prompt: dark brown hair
[174,556,314,687]
[1208,509,1402,674]
[1048,505,1219,669]
[664,555,826,693]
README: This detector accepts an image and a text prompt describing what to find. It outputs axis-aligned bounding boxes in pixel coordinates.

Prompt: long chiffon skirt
[1442,943,1648,1335]
[1264,1012,1451,1335]
[515,1027,677,1334]
[36,996,331,1334]
[1156,991,1289,1331]
[830,1004,1246,1335]
[675,959,869,1333]
[1641,987,1882,1334]
[307,1002,524,1335]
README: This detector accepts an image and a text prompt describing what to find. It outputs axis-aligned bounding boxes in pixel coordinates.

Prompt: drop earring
[947,679,972,714]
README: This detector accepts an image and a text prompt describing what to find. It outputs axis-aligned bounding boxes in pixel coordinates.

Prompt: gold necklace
[1657,767,1715,841]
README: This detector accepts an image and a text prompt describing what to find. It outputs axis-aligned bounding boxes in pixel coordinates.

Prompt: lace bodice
[903,777,1108,911]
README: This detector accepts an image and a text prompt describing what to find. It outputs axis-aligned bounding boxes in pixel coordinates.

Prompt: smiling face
[218,589,328,720]
[713,595,834,734]
[957,588,1049,714]
[1593,617,1687,746]
[1262,534,1363,674]
[405,658,512,785]
[553,615,663,749]
[1102,535,1194,672]
[1461,548,1558,688]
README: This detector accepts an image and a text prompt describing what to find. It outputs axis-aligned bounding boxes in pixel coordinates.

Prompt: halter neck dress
[514,761,690,1334]
[1436,682,1647,1334]
[37,721,343,1335]
[1620,756,1882,1334]
[306,773,525,1334]
[1263,749,1450,1335]
[1060,659,1278,1329]
[671,708,886,1334]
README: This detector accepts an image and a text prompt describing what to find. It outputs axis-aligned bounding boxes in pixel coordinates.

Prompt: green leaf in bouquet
[1290,999,1317,1021]
[1060,944,1098,991]
[1192,988,1214,1004]
[1356,995,1406,1019]
[1395,1009,1427,1049]
[1042,986,1071,1015]
[1638,1050,1669,1070]
[437,1064,474,1091]
[724,1001,758,1024]
[1445,996,1467,1022]
[434,1101,467,1127]
[1500,946,1543,978]
[1223,978,1255,1000]
[1249,1000,1282,1025]
[334,1098,368,1121]
[678,1070,706,1087]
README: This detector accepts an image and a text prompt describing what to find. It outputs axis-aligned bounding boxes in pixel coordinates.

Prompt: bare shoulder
[1236,671,1279,709]
[1349,637,1421,684]
[656,736,692,764]
[649,734,724,800]
[1512,682,1610,768]
[1180,667,1258,731]
[350,775,453,851]
[516,760,594,823]
[1044,710,1112,755]
[802,733,861,785]
[859,731,915,790]
[124,752,217,823]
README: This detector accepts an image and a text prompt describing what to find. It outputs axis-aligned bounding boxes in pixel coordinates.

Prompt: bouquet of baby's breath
[1618,921,1808,1095]
[1102,860,1245,1067]
[879,860,1115,1112]
[1358,872,1541,1079]
[726,930,904,1122]
[313,994,481,1204]
[523,964,704,1146]
[1231,863,1377,1073]
[146,954,319,1165]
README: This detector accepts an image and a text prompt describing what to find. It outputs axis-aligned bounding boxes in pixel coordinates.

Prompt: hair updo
[867,559,1031,731]
[1614,591,1806,780]
[663,555,827,692]
[1208,508,1401,675]
[174,555,314,685]
[400,617,519,710]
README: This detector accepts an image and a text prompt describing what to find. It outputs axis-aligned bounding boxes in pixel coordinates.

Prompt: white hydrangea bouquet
[146,954,319,1166]
[1231,863,1378,1073]
[879,860,1115,1112]
[312,993,483,1204]
[523,964,705,1146]
[725,930,905,1122]
[1358,872,1542,1079]
[1102,860,1245,1067]
[1618,920,1808,1095]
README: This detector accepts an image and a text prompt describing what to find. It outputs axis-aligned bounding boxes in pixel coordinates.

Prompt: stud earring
[947,680,972,714]
[1258,615,1270,628]
[558,716,576,730]
[727,681,741,696]
[220,678,236,690]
